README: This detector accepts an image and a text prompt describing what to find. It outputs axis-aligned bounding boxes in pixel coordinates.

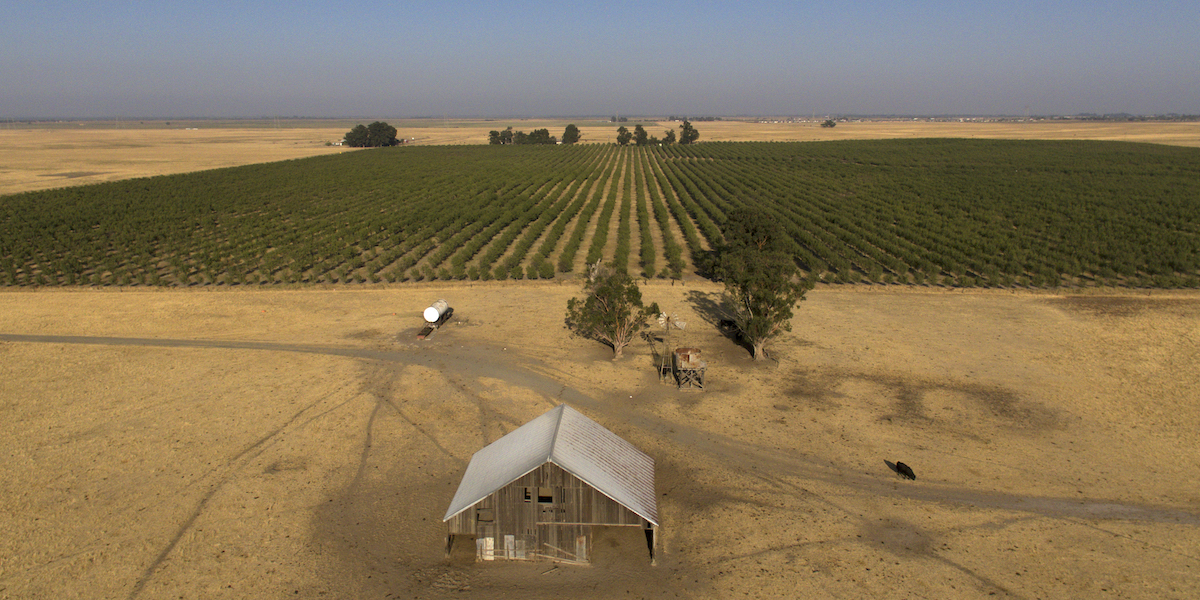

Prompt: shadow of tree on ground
[685,289,755,357]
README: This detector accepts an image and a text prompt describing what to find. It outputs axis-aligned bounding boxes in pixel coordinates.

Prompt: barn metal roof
[443,404,658,526]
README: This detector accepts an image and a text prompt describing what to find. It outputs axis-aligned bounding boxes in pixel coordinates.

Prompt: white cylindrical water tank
[423,299,449,323]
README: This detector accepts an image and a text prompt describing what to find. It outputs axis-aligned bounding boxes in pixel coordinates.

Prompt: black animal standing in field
[895,462,916,480]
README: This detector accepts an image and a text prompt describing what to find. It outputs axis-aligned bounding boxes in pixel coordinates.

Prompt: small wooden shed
[443,404,658,564]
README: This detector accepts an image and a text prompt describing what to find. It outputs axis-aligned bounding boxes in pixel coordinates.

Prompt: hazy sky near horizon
[3,0,1198,118]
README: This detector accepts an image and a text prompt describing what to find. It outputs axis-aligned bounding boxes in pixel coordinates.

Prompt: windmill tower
[656,313,686,383]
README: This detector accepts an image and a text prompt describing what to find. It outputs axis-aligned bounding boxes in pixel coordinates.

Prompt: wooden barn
[443,404,658,564]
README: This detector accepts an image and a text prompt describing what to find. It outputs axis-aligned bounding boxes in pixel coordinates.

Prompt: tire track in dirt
[5,333,1196,532]
[125,379,359,599]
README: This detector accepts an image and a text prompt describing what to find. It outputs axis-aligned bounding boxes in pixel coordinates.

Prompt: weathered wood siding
[446,462,647,562]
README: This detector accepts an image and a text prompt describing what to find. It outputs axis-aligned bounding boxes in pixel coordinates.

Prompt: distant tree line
[489,126,559,145]
[612,115,721,123]
[1068,113,1200,122]
[615,121,697,146]
[488,124,583,145]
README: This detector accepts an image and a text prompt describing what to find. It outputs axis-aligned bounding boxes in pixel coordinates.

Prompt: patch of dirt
[788,367,1061,433]
[345,328,383,340]
[1048,295,1200,318]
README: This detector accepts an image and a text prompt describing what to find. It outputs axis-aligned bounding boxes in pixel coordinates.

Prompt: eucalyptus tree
[712,208,812,360]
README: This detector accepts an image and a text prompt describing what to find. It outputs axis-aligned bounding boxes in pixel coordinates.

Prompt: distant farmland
[2,140,1198,288]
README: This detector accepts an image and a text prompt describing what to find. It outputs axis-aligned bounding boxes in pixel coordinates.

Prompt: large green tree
[633,124,648,146]
[712,208,812,360]
[562,124,581,144]
[525,128,556,144]
[679,120,700,144]
[367,121,399,146]
[565,268,659,359]
[616,126,632,146]
[344,124,369,147]
[662,129,676,144]
[344,122,399,147]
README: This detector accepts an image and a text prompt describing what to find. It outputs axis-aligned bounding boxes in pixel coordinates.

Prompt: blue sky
[3,0,1197,118]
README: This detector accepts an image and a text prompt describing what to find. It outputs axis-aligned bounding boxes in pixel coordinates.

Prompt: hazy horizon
[4,1,1198,119]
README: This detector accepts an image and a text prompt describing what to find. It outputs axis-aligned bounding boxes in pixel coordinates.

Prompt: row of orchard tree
[4,140,1198,289]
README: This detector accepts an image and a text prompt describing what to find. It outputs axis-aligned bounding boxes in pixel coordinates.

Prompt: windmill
[656,313,687,383]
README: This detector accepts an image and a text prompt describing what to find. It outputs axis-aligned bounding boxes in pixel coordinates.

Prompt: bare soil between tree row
[1,282,1198,599]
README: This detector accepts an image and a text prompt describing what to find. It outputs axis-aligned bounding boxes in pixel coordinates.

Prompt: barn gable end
[443,405,657,563]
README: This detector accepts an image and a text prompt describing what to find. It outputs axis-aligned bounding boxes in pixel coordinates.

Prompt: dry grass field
[693,119,1200,146]
[3,119,1198,196]
[2,283,1198,599]
[0,125,354,195]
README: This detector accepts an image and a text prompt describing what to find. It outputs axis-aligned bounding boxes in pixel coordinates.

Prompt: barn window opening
[537,487,554,503]
[523,487,533,503]
[476,507,493,522]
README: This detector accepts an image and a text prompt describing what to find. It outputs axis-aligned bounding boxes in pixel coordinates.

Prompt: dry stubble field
[0,125,353,195]
[1,283,1198,599]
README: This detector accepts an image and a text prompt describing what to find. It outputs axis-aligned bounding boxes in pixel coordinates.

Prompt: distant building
[443,404,659,564]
